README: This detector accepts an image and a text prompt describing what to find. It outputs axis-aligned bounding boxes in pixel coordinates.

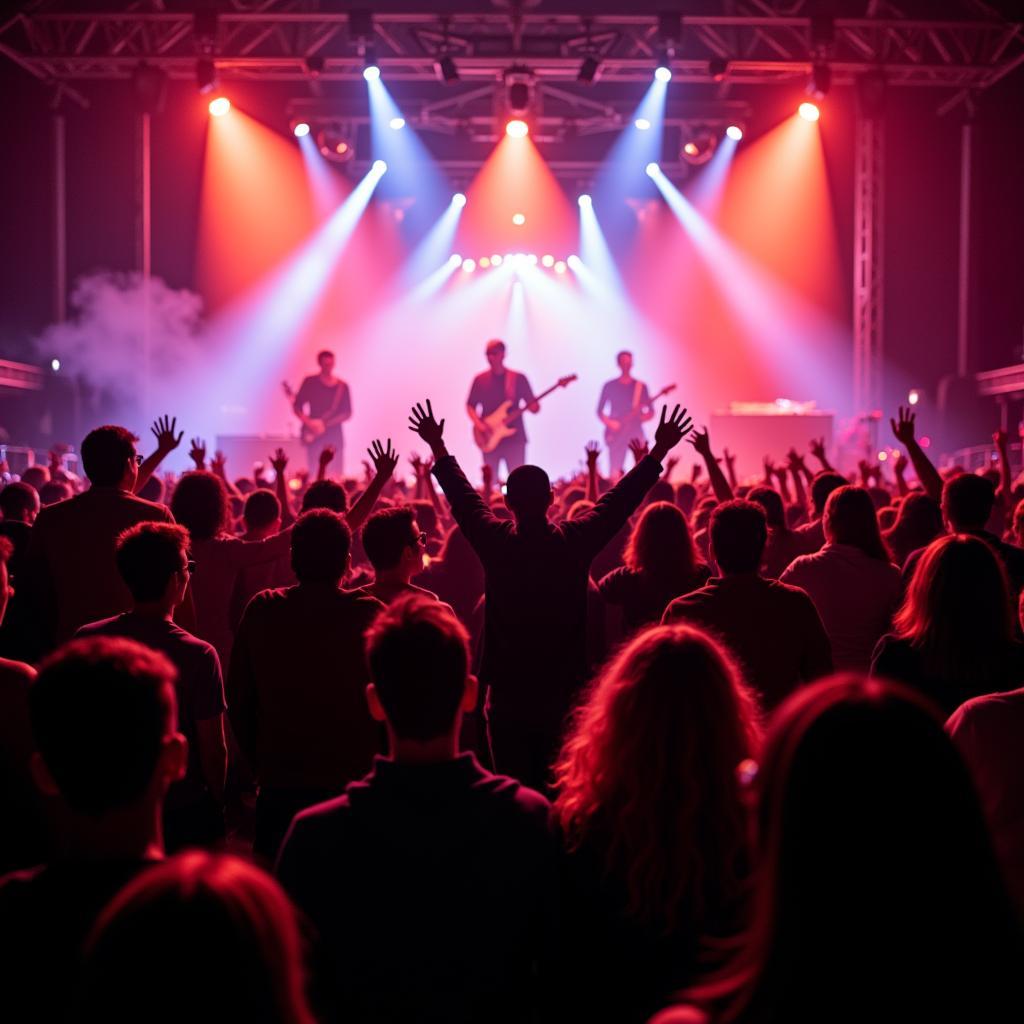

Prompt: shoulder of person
[948,685,1024,734]
[74,614,122,637]
[0,656,36,685]
[648,1007,709,1024]
[597,565,632,593]
[474,768,554,827]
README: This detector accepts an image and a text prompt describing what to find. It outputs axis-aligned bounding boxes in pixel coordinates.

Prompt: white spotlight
[389,116,405,130]
[372,159,387,174]
[578,193,592,208]
[462,258,476,273]
[567,255,582,271]
[452,192,467,208]
[726,125,743,141]
[654,65,672,83]
[645,162,659,177]
[448,254,463,267]
[634,117,651,131]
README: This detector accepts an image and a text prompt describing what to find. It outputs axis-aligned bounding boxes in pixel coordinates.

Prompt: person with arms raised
[410,397,693,791]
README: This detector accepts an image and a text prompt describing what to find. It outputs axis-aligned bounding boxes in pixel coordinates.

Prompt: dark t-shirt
[0,859,157,1021]
[598,565,711,634]
[75,614,225,804]
[467,370,536,443]
[597,378,652,430]
[277,754,559,1024]
[295,376,351,439]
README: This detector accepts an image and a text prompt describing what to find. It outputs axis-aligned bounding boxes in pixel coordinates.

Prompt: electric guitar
[604,383,676,442]
[473,374,578,454]
[282,381,335,446]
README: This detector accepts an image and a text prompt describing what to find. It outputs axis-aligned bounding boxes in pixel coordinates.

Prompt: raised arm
[210,449,243,500]
[688,427,733,502]
[269,448,296,529]
[891,406,943,503]
[891,449,910,497]
[809,436,834,473]
[786,449,808,511]
[134,415,183,495]
[584,441,601,503]
[722,448,738,491]
[994,429,1012,506]
[346,438,399,533]
[316,444,335,483]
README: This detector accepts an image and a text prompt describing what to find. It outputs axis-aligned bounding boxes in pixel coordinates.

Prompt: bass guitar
[604,383,676,442]
[282,381,329,446]
[473,374,577,454]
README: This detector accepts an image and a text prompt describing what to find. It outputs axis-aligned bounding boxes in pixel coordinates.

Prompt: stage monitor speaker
[214,435,306,475]
[709,411,833,479]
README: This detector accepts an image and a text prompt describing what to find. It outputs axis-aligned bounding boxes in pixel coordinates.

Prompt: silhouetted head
[31,637,185,818]
[809,471,847,518]
[316,349,335,375]
[171,471,231,541]
[505,464,553,521]
[290,509,351,586]
[81,425,140,489]
[80,852,315,1024]
[674,481,697,518]
[362,505,424,575]
[20,465,50,492]
[0,480,40,523]
[625,501,701,580]
[116,522,191,607]
[365,594,473,743]
[889,491,943,541]
[616,350,633,374]
[39,480,72,506]
[243,489,282,533]
[710,499,768,575]
[823,485,889,560]
[942,472,996,531]
[748,485,786,531]
[301,478,348,514]
[485,338,506,370]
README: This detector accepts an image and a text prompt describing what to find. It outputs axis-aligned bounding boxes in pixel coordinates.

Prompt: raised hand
[481,463,494,489]
[809,436,828,462]
[763,456,776,482]
[269,448,288,477]
[786,448,807,474]
[665,455,680,478]
[408,400,446,452]
[691,463,703,483]
[318,445,336,468]
[211,450,227,476]
[890,406,916,445]
[628,438,649,465]
[687,426,713,460]
[584,441,601,468]
[891,449,907,474]
[368,438,399,480]
[651,404,694,460]
[151,415,183,454]
[993,428,1008,449]
[723,448,737,470]
[189,437,207,470]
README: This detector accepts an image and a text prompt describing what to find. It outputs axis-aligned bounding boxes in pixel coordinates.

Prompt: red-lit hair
[554,624,761,933]
[624,500,705,582]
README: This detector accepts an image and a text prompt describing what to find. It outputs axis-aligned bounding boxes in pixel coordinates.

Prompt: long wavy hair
[822,485,889,561]
[554,624,761,934]
[680,675,1019,1023]
[893,533,1012,689]
[624,501,706,584]
[170,471,231,541]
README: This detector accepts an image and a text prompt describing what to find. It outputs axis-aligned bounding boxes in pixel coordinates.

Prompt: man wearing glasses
[76,521,228,849]
[21,425,177,654]
[362,506,452,611]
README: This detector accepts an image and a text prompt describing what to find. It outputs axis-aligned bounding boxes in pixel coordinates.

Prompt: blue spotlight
[655,65,672,83]
[372,159,387,174]
[452,192,467,208]
[389,116,406,130]
[645,162,660,177]
[726,124,743,141]
[293,122,310,138]
[578,193,592,208]
[635,117,651,130]
[363,64,380,82]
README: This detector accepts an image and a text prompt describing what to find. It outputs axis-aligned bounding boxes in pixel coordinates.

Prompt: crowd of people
[0,399,1022,1022]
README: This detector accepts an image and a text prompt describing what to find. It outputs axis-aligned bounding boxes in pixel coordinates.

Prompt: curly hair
[554,624,761,933]
[170,471,231,541]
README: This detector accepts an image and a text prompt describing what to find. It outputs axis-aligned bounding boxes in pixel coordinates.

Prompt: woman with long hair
[781,486,901,671]
[872,533,1024,714]
[553,624,761,1023]
[76,852,315,1023]
[882,491,944,567]
[654,676,1021,1024]
[171,471,291,669]
[746,486,805,579]
[598,501,711,636]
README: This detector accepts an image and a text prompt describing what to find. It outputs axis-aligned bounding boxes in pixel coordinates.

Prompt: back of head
[740,675,1017,1016]
[890,491,943,537]
[943,472,996,531]
[710,499,768,575]
[625,501,699,579]
[290,509,351,585]
[81,425,139,487]
[505,464,552,521]
[39,480,72,506]
[137,475,165,505]
[555,624,760,930]
[170,471,230,541]
[0,480,40,522]
[31,637,176,816]
[809,471,847,518]
[365,594,470,741]
[244,489,282,532]
[362,505,416,572]
[80,852,314,1024]
[20,465,50,492]
[116,522,190,603]
[823,485,888,560]
[300,479,348,515]
[675,482,697,518]
[747,486,786,531]
[895,534,1011,679]
[642,479,675,507]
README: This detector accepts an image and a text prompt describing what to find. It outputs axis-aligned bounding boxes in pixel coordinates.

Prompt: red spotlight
[208,96,231,117]
[798,101,820,122]
[505,119,529,139]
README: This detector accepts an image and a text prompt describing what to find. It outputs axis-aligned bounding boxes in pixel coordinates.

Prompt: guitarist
[597,350,654,475]
[466,339,539,476]
[292,349,352,471]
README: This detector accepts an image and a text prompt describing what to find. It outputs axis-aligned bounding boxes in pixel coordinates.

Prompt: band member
[292,350,352,471]
[466,339,539,477]
[597,350,653,475]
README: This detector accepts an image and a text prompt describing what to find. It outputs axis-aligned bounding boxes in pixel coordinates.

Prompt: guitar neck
[504,382,564,424]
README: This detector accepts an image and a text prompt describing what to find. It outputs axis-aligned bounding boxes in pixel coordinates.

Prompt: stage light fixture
[452,192,467,208]
[462,258,476,273]
[50,358,61,372]
[318,127,355,163]
[480,257,491,268]
[436,54,460,84]
[528,254,538,265]
[512,212,526,226]
[681,131,718,165]
[389,117,406,130]
[809,63,832,99]
[208,96,231,117]
[304,55,324,79]
[726,124,744,141]
[654,64,672,83]
[196,58,218,95]
[577,54,600,84]
[505,118,529,139]
[567,255,582,271]
[363,49,380,81]
[635,117,651,130]
[372,159,387,174]
[541,254,554,268]
[578,194,592,208]
[645,161,659,177]
[708,58,729,83]
[554,261,567,275]
[491,254,503,266]
[908,389,921,406]
[798,101,820,122]
[293,122,310,138]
